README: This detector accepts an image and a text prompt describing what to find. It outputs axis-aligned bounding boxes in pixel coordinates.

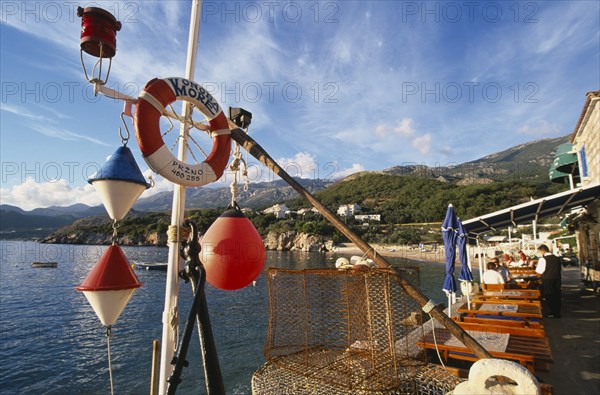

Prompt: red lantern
[76,6,121,84]
[77,6,121,58]
[200,206,266,290]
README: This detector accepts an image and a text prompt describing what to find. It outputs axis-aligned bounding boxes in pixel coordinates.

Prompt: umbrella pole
[229,125,493,360]
[476,238,483,281]
[466,243,472,310]
[465,283,471,310]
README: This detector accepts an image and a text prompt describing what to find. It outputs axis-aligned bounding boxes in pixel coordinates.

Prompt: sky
[1,0,599,210]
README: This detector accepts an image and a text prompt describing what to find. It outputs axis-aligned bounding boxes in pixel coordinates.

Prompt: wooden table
[509,274,541,289]
[457,300,542,324]
[475,289,541,302]
[417,327,553,373]
[508,268,538,275]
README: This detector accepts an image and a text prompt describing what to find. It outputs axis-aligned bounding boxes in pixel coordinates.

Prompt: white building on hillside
[296,207,321,217]
[355,214,381,222]
[263,204,289,219]
[337,204,361,217]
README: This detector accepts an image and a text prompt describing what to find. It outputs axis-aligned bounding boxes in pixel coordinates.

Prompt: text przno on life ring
[134,77,231,187]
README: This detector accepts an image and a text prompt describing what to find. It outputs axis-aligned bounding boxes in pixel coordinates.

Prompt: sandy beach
[333,243,454,265]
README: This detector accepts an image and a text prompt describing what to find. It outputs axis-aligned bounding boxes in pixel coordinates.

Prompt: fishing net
[252,267,460,394]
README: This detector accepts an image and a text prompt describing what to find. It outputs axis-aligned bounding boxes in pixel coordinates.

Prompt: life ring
[450,358,541,395]
[134,77,231,187]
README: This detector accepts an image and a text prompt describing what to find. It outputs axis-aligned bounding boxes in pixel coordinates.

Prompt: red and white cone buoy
[76,244,142,326]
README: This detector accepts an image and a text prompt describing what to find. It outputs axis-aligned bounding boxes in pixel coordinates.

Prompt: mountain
[133,178,333,211]
[385,135,570,184]
[0,209,79,239]
[0,203,104,219]
[2,135,569,240]
[0,204,106,239]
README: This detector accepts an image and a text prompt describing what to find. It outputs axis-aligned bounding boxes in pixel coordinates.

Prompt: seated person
[516,250,529,267]
[506,253,520,267]
[493,257,512,283]
[482,262,505,285]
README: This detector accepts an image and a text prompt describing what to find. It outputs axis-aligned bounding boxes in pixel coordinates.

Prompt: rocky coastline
[263,231,336,252]
[40,230,336,252]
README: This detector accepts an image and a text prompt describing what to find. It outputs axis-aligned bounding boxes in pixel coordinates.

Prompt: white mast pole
[158,1,203,393]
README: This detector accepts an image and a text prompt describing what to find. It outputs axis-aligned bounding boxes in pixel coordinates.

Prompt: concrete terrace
[537,267,600,394]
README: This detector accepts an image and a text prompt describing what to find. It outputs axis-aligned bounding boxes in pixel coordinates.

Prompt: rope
[229,137,249,206]
[361,247,377,260]
[167,225,191,243]
[106,326,115,395]
[428,314,448,371]
[170,306,180,347]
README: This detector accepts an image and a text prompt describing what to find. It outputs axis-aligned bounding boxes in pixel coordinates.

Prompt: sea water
[0,241,471,394]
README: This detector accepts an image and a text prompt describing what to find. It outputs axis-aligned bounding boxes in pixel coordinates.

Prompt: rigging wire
[106,326,115,395]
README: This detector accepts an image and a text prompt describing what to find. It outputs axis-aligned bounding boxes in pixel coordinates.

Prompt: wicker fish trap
[251,360,460,395]
[258,267,449,393]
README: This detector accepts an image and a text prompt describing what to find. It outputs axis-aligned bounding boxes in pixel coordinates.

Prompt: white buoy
[335,257,350,268]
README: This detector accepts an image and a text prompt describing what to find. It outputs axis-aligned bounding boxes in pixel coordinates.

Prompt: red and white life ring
[134,77,231,187]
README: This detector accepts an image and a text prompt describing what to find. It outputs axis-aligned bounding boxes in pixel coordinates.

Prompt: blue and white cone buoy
[88,146,150,221]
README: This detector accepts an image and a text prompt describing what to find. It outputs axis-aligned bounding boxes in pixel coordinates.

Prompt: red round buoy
[200,206,266,290]
[77,6,121,58]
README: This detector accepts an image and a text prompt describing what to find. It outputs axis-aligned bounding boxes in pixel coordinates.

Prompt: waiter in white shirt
[536,244,562,318]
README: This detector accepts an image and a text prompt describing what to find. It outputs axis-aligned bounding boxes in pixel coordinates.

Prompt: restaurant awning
[462,183,600,236]
[549,163,570,183]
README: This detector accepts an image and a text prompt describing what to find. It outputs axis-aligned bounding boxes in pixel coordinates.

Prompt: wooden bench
[456,316,544,329]
[473,296,542,307]
[457,301,543,328]
[455,321,546,338]
[417,327,553,373]
[481,283,505,292]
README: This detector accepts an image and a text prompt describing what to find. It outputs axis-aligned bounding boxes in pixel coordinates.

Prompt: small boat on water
[133,262,168,271]
[31,262,58,268]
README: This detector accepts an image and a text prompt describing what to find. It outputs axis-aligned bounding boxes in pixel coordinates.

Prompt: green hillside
[40,171,565,245]
[293,173,563,224]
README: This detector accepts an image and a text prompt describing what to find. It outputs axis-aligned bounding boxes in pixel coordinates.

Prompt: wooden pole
[229,123,494,360]
[150,339,160,395]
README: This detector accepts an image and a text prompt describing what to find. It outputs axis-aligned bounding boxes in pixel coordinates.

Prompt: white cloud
[335,163,366,179]
[374,119,416,139]
[0,178,101,210]
[275,152,319,180]
[518,120,561,136]
[141,170,173,196]
[1,103,50,121]
[369,119,433,156]
[412,134,432,155]
[235,152,365,183]
[28,124,111,146]
[374,124,388,138]
[394,118,417,137]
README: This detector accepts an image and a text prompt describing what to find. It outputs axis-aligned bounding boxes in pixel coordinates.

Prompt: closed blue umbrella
[442,204,459,313]
[457,218,475,310]
[457,219,474,283]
